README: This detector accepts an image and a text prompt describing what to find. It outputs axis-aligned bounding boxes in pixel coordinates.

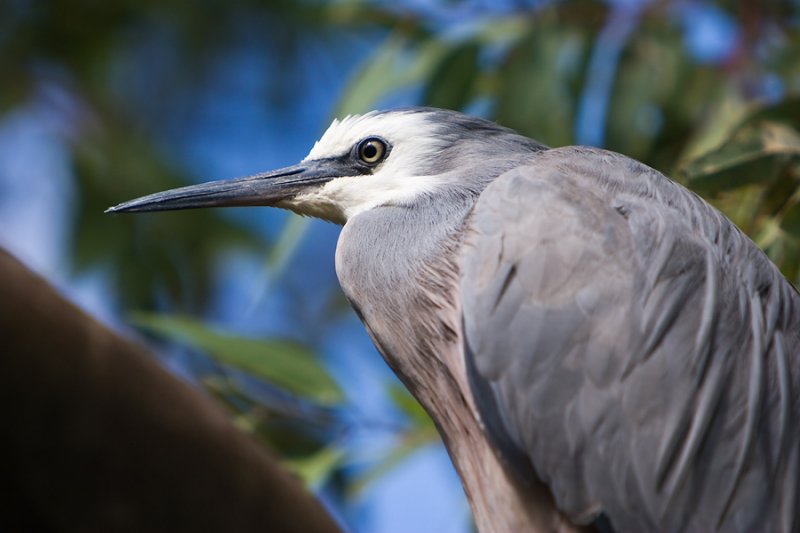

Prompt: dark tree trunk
[0,248,342,533]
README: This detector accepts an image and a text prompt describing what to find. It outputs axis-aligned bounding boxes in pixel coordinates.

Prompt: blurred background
[1,0,799,531]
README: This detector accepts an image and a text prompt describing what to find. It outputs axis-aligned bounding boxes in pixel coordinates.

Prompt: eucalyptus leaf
[494,24,589,146]
[738,96,800,130]
[423,42,480,110]
[387,383,433,429]
[203,377,336,456]
[606,23,685,159]
[73,130,262,311]
[130,312,343,405]
[681,121,800,194]
[763,230,800,286]
[335,33,446,116]
[284,446,346,489]
[781,197,800,238]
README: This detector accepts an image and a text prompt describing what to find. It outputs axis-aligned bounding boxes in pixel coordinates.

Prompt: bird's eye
[357,137,387,165]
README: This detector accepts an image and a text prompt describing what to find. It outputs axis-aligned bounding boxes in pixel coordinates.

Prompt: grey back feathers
[334,109,800,533]
[461,146,800,531]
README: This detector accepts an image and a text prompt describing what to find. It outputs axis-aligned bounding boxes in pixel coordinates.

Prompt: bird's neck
[335,195,583,532]
[335,194,474,406]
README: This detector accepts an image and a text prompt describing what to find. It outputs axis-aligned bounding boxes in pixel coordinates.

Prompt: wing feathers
[716,293,767,526]
[461,147,800,532]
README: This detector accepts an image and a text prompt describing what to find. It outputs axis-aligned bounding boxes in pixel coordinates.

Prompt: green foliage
[423,42,481,110]
[682,120,800,194]
[493,13,597,147]
[74,130,263,309]
[131,312,343,405]
[335,32,448,116]
[204,375,336,458]
[285,446,347,489]
[133,311,352,485]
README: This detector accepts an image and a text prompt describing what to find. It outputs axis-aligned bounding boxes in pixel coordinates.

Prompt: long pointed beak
[105,160,342,214]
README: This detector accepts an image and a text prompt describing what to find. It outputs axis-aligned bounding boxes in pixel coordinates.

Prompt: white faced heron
[108,108,800,532]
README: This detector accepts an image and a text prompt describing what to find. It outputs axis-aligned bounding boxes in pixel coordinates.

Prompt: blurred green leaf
[494,20,593,146]
[388,383,433,429]
[780,192,800,238]
[422,42,480,110]
[335,33,446,116]
[708,186,764,234]
[606,23,685,160]
[73,129,263,310]
[205,377,335,457]
[676,91,749,174]
[762,228,800,286]
[285,446,346,489]
[681,121,800,193]
[739,96,800,129]
[131,312,343,405]
[473,16,530,46]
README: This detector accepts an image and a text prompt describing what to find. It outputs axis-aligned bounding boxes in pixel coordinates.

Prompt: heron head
[106,108,545,224]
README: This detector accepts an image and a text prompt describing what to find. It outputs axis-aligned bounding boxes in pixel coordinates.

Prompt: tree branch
[0,248,343,533]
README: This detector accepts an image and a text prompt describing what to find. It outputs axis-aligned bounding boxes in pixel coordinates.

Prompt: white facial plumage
[279,111,449,224]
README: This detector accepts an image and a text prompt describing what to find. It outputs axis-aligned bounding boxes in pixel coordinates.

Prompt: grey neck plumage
[334,174,586,532]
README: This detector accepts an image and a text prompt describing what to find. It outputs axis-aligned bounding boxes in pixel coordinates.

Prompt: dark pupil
[363,143,378,159]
